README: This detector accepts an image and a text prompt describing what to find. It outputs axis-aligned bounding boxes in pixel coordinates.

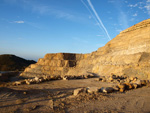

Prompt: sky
[0,0,150,61]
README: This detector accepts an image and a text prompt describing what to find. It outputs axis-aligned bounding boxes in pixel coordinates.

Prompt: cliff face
[20,19,150,79]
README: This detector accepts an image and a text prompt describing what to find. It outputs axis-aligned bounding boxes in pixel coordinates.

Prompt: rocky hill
[0,54,36,71]
[20,19,150,79]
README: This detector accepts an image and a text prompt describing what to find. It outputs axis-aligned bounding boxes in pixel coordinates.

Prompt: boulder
[119,88,125,93]
[73,88,85,96]
[100,87,114,93]
[49,100,54,109]
[62,77,68,80]
[133,80,142,87]
[141,80,147,86]
[25,80,30,85]
[124,83,133,90]
[13,81,21,86]
[86,87,100,93]
[117,83,125,89]
[132,83,138,89]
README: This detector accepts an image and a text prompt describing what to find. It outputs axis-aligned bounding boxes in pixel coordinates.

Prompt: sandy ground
[0,78,150,113]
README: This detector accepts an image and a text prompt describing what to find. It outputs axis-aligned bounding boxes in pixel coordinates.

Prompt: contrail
[82,0,111,41]
[81,0,107,37]
[81,0,100,28]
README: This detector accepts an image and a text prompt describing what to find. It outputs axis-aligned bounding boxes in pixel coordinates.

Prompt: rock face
[20,53,90,78]
[20,19,150,79]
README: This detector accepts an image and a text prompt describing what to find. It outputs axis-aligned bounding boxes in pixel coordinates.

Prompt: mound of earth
[0,54,36,71]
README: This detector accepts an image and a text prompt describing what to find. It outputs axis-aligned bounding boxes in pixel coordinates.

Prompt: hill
[0,54,36,71]
[21,19,150,79]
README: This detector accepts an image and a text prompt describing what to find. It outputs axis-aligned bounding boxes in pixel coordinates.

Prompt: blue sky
[0,0,150,61]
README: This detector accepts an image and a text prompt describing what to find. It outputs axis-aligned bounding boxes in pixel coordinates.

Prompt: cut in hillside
[20,19,150,79]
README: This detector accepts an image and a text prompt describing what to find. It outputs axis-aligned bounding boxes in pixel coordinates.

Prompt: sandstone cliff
[20,19,150,79]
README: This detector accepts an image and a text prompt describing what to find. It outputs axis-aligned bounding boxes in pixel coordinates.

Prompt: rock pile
[12,74,95,86]
[96,74,149,92]
[73,78,149,96]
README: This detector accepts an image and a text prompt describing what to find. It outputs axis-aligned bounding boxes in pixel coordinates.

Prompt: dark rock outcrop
[0,54,36,71]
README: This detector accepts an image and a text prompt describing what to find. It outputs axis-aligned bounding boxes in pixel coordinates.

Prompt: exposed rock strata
[20,19,150,79]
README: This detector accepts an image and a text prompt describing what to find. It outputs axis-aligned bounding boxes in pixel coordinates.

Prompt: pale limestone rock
[132,83,138,89]
[73,88,85,96]
[94,78,100,81]
[25,80,31,85]
[63,77,68,80]
[14,81,21,86]
[133,80,142,86]
[86,87,100,93]
[100,87,114,93]
[49,100,54,109]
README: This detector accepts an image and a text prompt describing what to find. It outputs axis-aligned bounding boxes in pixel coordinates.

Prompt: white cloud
[133,13,138,16]
[145,5,150,15]
[147,0,150,2]
[4,0,86,22]
[145,0,150,15]
[14,21,24,23]
[128,4,138,8]
[138,6,143,9]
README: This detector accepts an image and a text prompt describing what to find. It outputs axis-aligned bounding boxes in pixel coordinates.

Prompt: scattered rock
[111,75,117,79]
[132,83,138,89]
[23,92,27,95]
[94,78,100,81]
[49,100,54,109]
[73,88,85,96]
[112,85,119,91]
[141,80,147,86]
[86,87,100,94]
[119,88,125,93]
[63,77,68,80]
[117,83,125,89]
[25,80,31,85]
[102,78,106,82]
[124,83,133,90]
[100,87,114,93]
[133,80,142,87]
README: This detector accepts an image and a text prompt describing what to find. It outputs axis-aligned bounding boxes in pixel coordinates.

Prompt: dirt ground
[0,78,150,113]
